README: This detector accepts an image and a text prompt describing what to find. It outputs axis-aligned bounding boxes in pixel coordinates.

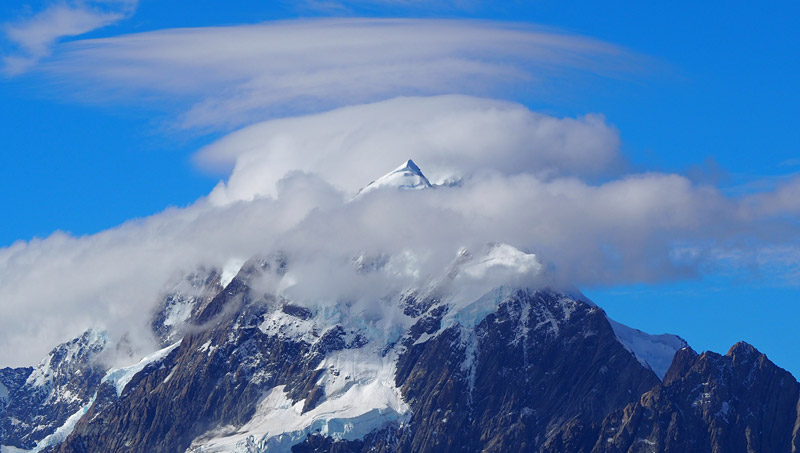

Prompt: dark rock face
[0,330,107,449]
[0,366,33,445]
[469,292,659,452]
[594,343,800,453]
[298,289,662,453]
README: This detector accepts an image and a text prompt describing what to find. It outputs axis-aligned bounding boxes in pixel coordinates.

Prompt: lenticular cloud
[45,18,638,128]
[197,95,623,204]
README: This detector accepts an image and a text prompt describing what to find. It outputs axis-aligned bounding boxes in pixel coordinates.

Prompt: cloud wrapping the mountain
[1,96,799,367]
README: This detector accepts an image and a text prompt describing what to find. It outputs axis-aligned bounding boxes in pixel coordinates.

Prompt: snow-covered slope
[189,349,409,452]
[608,319,687,380]
[355,159,432,197]
[101,341,181,397]
[24,329,107,391]
[26,394,96,453]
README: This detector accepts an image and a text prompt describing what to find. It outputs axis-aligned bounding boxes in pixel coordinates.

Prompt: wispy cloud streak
[2,0,137,75]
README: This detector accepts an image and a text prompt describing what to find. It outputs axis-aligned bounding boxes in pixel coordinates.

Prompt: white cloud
[741,176,800,218]
[43,18,638,128]
[0,175,346,367]
[2,0,137,75]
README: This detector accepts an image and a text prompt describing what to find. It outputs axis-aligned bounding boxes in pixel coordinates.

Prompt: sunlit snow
[354,159,432,197]
[221,258,247,288]
[101,341,180,397]
[189,348,408,452]
[609,320,687,380]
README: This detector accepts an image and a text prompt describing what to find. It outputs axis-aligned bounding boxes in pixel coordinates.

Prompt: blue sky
[1,1,799,374]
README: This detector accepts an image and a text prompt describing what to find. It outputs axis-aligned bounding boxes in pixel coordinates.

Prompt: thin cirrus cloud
[1,0,137,75]
[43,18,643,129]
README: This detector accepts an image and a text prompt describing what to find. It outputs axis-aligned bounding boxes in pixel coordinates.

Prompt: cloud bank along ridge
[2,95,800,366]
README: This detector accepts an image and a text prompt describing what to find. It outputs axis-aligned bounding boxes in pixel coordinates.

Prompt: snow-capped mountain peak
[355,159,432,197]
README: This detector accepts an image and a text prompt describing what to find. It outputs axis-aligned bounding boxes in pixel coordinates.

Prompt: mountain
[1,161,798,453]
[594,343,800,452]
